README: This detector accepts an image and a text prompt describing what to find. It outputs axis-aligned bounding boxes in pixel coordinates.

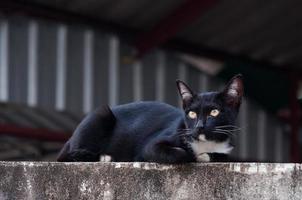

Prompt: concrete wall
[0,162,301,200]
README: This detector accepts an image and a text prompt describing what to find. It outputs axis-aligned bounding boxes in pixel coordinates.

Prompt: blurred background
[0,0,301,162]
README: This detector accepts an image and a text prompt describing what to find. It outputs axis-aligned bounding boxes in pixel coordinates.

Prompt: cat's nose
[192,130,206,141]
[196,127,204,135]
[192,132,200,140]
[196,120,204,129]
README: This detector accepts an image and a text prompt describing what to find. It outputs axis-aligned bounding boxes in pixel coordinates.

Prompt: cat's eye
[188,111,197,119]
[209,109,220,117]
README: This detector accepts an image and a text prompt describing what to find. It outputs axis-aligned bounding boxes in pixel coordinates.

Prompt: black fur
[57,75,243,163]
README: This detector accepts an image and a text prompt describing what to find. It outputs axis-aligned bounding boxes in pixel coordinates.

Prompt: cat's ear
[222,74,244,108]
[176,80,194,108]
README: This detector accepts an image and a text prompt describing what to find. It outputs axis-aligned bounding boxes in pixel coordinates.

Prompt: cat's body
[57,75,243,163]
[57,102,195,163]
[108,102,190,162]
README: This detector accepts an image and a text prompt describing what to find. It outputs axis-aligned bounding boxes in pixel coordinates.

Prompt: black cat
[57,74,243,163]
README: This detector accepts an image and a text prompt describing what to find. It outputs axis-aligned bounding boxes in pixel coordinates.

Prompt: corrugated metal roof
[24,0,183,30]
[0,103,79,133]
[13,0,302,71]
[178,0,302,68]
[0,103,82,160]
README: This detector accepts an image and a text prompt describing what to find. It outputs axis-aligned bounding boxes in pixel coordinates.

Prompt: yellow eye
[210,109,220,117]
[188,111,197,119]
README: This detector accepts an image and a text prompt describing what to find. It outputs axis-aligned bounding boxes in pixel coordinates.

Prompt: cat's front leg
[207,153,229,162]
[195,153,230,162]
[196,153,210,162]
[99,154,113,162]
[141,138,193,163]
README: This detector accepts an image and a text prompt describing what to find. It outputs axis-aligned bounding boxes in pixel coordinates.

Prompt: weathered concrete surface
[0,162,301,200]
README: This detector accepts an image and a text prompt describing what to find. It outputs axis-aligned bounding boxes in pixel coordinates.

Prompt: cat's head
[176,74,243,144]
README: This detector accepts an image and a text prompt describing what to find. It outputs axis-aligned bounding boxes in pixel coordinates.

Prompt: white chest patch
[189,140,233,156]
[99,155,112,162]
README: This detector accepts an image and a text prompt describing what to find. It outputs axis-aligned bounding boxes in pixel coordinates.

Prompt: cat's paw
[99,155,112,162]
[196,153,210,162]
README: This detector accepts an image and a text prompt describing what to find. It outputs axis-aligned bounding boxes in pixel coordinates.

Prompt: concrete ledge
[0,162,301,200]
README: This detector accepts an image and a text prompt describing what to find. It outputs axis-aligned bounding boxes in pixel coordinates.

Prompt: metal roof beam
[163,39,302,74]
[134,0,220,58]
[0,124,71,142]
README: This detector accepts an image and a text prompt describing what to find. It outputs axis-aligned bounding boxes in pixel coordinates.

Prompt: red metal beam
[0,124,71,142]
[289,73,301,162]
[134,0,220,58]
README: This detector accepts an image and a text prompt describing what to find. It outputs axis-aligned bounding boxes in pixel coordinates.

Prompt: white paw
[198,134,207,141]
[99,155,112,162]
[196,153,210,162]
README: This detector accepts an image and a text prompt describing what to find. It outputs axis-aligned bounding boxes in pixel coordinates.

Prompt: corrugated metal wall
[0,15,289,162]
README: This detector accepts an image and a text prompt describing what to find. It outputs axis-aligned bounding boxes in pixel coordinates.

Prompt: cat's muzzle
[192,129,207,141]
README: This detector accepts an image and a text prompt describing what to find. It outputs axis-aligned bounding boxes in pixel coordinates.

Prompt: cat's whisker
[212,130,230,136]
[176,126,242,138]
[176,133,194,138]
[215,125,241,129]
[176,133,191,137]
[214,128,241,132]
[215,125,238,127]
[212,130,236,136]
[176,130,192,134]
[178,133,192,136]
[215,125,248,131]
[213,129,232,134]
[214,127,238,131]
[212,130,229,134]
[214,127,242,131]
[176,129,192,133]
[215,130,238,136]
[213,128,238,135]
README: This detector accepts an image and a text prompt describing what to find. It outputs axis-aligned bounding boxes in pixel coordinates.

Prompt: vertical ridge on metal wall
[0,20,9,102]
[83,29,94,113]
[55,24,67,111]
[133,61,142,101]
[27,20,38,107]
[155,51,165,102]
[108,36,119,107]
